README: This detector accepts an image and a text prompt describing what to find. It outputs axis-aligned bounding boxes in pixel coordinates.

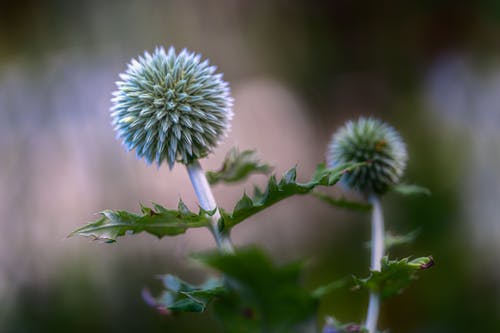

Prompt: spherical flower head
[327,117,408,195]
[111,46,233,168]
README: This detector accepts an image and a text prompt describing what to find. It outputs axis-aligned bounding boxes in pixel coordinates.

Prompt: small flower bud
[327,117,408,195]
[111,47,233,168]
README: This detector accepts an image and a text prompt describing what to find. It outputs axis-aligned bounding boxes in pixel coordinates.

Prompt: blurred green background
[1,0,500,332]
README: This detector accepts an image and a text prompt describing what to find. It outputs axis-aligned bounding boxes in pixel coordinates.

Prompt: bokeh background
[1,1,500,332]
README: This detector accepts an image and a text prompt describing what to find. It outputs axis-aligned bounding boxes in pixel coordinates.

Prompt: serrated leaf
[220,162,364,229]
[312,191,372,212]
[193,247,317,333]
[353,256,434,301]
[207,148,272,185]
[69,200,211,242]
[151,274,226,313]
[392,183,431,196]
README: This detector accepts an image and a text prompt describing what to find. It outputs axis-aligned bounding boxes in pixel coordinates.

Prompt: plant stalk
[187,160,234,253]
[365,194,384,333]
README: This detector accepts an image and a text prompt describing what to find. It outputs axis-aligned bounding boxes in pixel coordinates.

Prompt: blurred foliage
[195,247,316,333]
[312,191,372,212]
[0,255,221,332]
[147,248,433,332]
[206,147,272,185]
[153,274,226,313]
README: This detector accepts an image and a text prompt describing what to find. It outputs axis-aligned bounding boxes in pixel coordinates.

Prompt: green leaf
[193,247,317,333]
[312,276,351,299]
[312,191,372,212]
[69,200,211,242]
[353,256,434,301]
[153,274,226,313]
[206,148,272,185]
[323,317,368,333]
[392,183,431,196]
[365,230,420,250]
[384,230,420,249]
[220,162,364,229]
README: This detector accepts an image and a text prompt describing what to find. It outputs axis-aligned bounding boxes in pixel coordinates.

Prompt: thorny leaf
[146,274,226,313]
[220,162,365,229]
[353,256,434,301]
[206,148,272,185]
[69,200,211,242]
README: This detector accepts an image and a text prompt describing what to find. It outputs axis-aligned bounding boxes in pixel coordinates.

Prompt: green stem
[187,160,234,253]
[365,194,384,333]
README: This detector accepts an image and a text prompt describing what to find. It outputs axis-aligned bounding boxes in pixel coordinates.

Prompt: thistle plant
[324,117,431,333]
[71,47,432,333]
[111,46,234,252]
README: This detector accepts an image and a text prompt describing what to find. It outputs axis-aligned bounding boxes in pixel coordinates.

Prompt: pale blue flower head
[327,117,408,195]
[111,47,233,168]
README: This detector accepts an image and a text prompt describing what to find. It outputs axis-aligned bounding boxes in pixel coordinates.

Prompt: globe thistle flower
[111,46,233,168]
[327,117,407,195]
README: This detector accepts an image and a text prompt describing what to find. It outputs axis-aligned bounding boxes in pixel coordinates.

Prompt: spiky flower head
[327,117,408,195]
[111,46,233,168]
